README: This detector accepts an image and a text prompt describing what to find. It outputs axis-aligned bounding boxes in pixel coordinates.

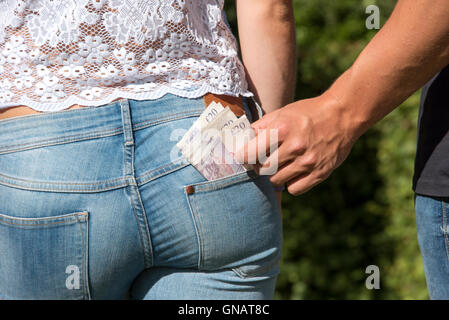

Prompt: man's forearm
[236,0,297,113]
[326,0,449,141]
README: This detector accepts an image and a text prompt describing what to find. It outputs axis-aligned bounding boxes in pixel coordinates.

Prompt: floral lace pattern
[0,0,251,111]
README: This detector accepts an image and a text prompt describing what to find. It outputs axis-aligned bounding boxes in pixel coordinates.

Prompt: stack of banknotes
[176,102,256,181]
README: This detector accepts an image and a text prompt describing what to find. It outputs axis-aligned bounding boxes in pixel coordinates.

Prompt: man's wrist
[321,69,374,143]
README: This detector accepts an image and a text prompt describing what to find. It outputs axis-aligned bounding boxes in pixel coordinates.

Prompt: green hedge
[225,0,427,299]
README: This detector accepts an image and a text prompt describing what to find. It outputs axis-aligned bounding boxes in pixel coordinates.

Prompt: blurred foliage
[224,0,428,299]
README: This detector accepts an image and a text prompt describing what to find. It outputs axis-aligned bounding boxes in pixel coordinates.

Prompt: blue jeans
[0,94,283,300]
[415,194,449,299]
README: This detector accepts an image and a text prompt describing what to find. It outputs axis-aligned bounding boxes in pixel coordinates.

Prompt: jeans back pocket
[0,211,90,299]
[185,170,283,275]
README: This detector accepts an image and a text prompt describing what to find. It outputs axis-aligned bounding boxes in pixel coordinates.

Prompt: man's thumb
[250,114,268,131]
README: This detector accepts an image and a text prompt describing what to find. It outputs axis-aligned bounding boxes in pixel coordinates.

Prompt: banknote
[221,114,255,153]
[177,101,253,180]
[179,106,238,160]
[176,101,224,151]
[220,115,256,170]
[190,132,246,181]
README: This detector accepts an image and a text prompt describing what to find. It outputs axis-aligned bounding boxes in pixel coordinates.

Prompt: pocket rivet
[186,185,195,195]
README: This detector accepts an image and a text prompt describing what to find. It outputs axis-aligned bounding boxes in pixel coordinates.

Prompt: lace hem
[0,85,254,112]
[0,0,250,113]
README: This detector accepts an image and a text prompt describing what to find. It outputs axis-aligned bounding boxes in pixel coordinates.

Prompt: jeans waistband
[0,94,207,155]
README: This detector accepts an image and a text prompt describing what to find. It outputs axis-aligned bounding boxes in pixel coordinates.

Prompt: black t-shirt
[413,64,449,196]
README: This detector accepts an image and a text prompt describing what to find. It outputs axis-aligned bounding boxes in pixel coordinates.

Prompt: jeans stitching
[78,213,89,299]
[193,195,204,270]
[0,128,123,154]
[132,110,204,130]
[0,171,127,186]
[0,211,87,221]
[189,171,257,193]
[84,212,91,299]
[136,158,189,186]
[0,161,190,192]
[133,183,154,268]
[0,212,88,227]
[0,219,85,227]
[138,163,190,186]
[120,100,153,269]
[185,191,203,270]
[128,184,151,269]
[0,180,129,192]
[0,110,203,154]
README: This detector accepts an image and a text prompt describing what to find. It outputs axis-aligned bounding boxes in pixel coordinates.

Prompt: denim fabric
[0,94,282,300]
[415,194,449,299]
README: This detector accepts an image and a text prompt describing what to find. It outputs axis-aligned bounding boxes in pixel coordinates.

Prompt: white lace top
[0,0,252,112]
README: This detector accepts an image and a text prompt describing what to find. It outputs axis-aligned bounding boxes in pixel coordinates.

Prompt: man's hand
[237,0,449,196]
[237,93,356,196]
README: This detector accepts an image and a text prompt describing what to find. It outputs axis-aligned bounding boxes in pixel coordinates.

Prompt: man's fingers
[234,136,257,164]
[268,151,323,187]
[258,148,281,176]
[235,127,281,165]
[249,118,265,131]
[249,108,277,130]
[258,144,297,176]
[268,160,302,187]
[286,172,323,196]
[286,165,333,196]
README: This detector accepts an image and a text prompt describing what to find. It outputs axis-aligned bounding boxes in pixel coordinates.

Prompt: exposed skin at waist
[0,95,246,121]
[0,104,88,120]
[0,97,127,120]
